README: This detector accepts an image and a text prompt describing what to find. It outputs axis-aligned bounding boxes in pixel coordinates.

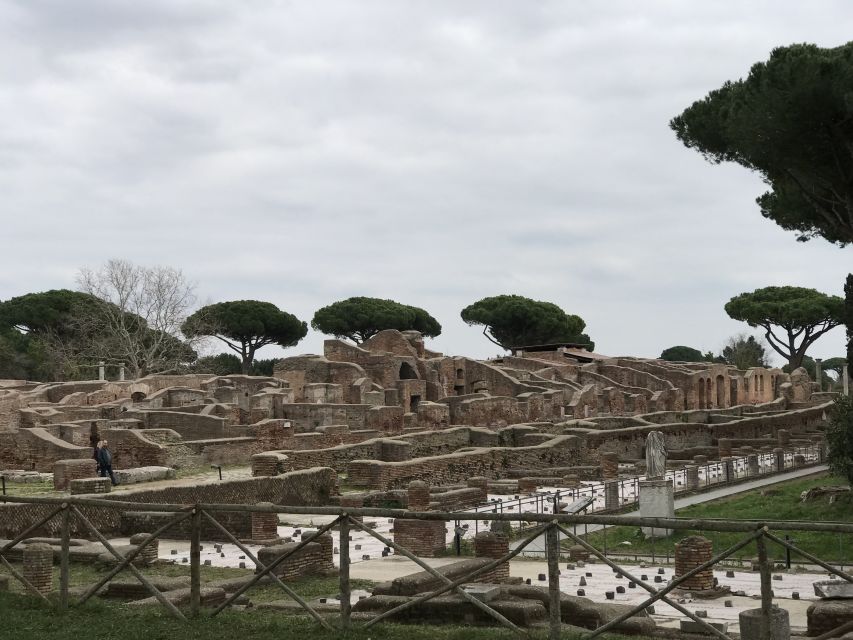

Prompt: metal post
[785,535,792,570]
[59,503,70,610]
[190,507,201,617]
[546,523,561,640]
[339,516,351,629]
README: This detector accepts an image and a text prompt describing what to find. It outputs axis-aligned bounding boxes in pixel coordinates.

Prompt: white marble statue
[645,430,667,479]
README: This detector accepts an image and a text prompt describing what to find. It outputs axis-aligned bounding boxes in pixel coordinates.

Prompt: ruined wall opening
[730,378,738,406]
[715,375,725,407]
[410,395,421,412]
[399,362,418,380]
[130,392,147,402]
[697,379,706,409]
[706,379,712,408]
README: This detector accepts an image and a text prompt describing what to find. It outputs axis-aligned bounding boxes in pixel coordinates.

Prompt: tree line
[0,275,595,380]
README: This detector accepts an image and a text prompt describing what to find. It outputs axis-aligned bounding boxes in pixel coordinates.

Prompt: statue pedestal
[639,479,674,539]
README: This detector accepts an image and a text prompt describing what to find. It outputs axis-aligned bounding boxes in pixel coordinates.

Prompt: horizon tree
[183,300,307,374]
[671,41,853,381]
[311,297,441,344]
[724,286,843,369]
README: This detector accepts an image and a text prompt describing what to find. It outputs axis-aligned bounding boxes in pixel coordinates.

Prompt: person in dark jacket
[89,423,101,475]
[96,440,118,486]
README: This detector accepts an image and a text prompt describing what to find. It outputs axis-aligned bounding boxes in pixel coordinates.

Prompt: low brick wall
[0,467,337,540]
[257,532,336,579]
[54,458,98,490]
[347,435,582,490]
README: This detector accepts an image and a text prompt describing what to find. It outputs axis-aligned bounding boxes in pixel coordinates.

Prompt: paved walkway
[513,464,829,553]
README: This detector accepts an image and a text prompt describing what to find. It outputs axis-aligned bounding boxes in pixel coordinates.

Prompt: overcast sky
[1,1,851,366]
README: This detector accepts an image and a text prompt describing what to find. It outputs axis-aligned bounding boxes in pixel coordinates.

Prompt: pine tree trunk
[845,274,853,386]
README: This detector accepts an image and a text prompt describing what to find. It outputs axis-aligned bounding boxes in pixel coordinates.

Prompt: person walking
[96,440,119,486]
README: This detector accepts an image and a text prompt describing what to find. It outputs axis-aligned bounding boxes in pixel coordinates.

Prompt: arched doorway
[716,375,725,408]
[697,379,706,409]
[399,362,418,380]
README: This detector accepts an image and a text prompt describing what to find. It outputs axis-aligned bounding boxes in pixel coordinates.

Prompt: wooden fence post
[546,522,561,640]
[339,515,351,629]
[190,506,201,618]
[59,503,70,610]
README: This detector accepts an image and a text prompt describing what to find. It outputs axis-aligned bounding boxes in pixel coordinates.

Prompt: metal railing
[1,494,853,639]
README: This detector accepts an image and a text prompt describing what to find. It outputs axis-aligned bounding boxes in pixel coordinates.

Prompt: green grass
[0,592,651,640]
[3,478,60,497]
[572,473,853,564]
[0,561,373,604]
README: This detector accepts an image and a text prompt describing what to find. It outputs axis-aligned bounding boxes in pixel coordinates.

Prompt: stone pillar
[466,476,489,503]
[600,451,619,480]
[98,361,105,381]
[674,536,714,591]
[793,454,806,467]
[773,448,785,473]
[639,479,674,538]
[685,465,699,491]
[718,438,733,458]
[518,477,538,494]
[118,363,125,381]
[251,502,279,542]
[721,457,735,483]
[748,454,760,476]
[129,533,159,566]
[603,480,620,511]
[739,607,790,640]
[815,358,822,392]
[473,531,510,581]
[339,494,365,524]
[407,480,431,512]
[23,543,53,595]
[777,430,791,447]
[843,363,849,397]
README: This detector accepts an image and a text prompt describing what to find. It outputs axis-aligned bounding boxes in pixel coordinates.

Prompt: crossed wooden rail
[1,495,852,639]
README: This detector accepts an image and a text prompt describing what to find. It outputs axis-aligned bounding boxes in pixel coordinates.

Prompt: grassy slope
[573,473,852,563]
[0,592,649,640]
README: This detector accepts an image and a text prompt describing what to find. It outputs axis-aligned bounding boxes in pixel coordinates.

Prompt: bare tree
[77,260,197,379]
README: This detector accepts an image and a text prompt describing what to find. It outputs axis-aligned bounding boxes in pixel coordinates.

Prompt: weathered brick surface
[674,536,714,591]
[257,532,336,579]
[54,458,98,490]
[23,543,53,594]
[393,519,447,557]
[70,477,111,494]
[0,467,336,540]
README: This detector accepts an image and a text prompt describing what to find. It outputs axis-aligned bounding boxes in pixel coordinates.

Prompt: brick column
[773,448,785,472]
[562,474,580,488]
[473,531,509,581]
[600,452,619,480]
[518,477,538,494]
[685,465,699,491]
[466,476,489,503]
[604,480,620,511]
[407,480,431,511]
[721,457,735,483]
[747,454,760,476]
[251,502,279,542]
[718,438,733,458]
[674,536,714,591]
[777,430,791,446]
[339,494,365,523]
[129,533,159,566]
[394,480,446,557]
[23,543,53,595]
